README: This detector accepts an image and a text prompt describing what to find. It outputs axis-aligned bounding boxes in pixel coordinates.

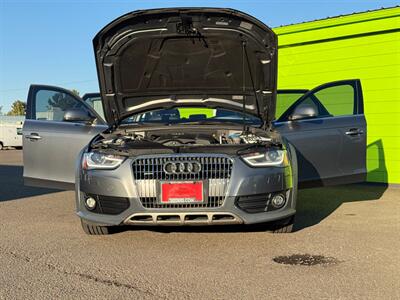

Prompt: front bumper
[76,154,297,226]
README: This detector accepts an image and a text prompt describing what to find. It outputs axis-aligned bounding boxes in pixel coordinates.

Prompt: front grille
[132,155,233,209]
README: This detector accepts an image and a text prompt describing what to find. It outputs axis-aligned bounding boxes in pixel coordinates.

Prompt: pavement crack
[8,250,31,262]
[3,248,160,298]
[46,262,158,296]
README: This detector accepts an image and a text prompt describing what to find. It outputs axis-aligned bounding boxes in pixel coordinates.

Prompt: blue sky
[0,0,398,112]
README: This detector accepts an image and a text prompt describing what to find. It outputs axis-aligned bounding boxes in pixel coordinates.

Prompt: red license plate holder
[160,181,204,204]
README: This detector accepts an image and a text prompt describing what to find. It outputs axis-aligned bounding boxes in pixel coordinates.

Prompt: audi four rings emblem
[163,161,202,174]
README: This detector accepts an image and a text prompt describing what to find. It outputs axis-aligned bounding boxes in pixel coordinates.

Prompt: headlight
[241,149,288,167]
[82,152,125,170]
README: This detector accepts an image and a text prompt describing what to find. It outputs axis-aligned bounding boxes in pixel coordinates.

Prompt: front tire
[81,219,110,235]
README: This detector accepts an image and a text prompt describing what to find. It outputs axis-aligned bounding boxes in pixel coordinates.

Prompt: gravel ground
[0,150,399,299]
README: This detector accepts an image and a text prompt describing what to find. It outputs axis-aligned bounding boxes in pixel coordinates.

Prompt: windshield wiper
[121,121,169,126]
[179,120,251,126]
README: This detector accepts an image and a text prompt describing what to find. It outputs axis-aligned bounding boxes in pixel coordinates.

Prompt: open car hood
[93,8,277,126]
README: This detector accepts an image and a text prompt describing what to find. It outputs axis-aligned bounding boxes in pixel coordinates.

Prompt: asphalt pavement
[0,150,399,299]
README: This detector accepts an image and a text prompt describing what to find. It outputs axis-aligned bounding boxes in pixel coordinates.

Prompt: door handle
[25,133,42,140]
[345,128,363,136]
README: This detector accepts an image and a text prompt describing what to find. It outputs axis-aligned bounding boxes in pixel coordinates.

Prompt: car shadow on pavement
[293,183,387,231]
[0,165,60,202]
[116,183,387,234]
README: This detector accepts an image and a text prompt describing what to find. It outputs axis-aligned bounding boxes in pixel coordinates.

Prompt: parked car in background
[22,8,367,235]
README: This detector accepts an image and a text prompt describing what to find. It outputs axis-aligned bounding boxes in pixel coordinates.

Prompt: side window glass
[84,96,105,120]
[35,90,85,121]
[294,97,319,114]
[313,84,355,116]
[276,93,305,119]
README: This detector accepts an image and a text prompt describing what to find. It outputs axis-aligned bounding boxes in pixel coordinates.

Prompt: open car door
[23,85,108,190]
[273,79,366,188]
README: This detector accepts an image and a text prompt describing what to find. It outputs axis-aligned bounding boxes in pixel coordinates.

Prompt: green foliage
[71,89,80,96]
[7,100,26,116]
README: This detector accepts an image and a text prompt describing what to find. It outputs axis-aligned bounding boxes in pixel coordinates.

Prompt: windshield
[121,107,262,126]
[84,91,309,125]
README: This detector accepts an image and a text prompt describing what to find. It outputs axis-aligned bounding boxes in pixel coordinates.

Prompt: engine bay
[90,126,282,156]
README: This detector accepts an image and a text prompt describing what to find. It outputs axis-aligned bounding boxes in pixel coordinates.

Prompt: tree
[0,105,3,115]
[46,89,81,111]
[7,100,26,116]
[47,92,77,111]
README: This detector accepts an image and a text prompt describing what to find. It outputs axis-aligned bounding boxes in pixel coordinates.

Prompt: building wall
[274,7,400,184]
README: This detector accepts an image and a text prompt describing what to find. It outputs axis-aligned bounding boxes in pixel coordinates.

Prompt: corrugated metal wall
[274,7,400,184]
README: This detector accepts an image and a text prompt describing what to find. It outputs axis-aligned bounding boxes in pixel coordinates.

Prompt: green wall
[274,7,400,184]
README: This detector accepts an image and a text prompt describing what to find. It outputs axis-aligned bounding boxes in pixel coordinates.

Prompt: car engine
[90,126,281,156]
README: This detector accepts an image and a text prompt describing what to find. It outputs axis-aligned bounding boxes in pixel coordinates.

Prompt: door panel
[23,85,108,189]
[274,80,366,188]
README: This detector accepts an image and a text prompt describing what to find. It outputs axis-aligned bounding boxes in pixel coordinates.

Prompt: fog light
[271,194,285,209]
[85,197,97,210]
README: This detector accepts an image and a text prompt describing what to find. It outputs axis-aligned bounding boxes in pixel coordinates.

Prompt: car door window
[34,89,88,121]
[278,83,357,121]
[296,96,320,114]
[276,92,307,119]
[313,84,355,116]
[83,95,105,121]
[294,84,356,119]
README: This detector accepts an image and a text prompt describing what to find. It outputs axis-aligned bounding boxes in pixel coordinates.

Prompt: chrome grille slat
[132,155,233,209]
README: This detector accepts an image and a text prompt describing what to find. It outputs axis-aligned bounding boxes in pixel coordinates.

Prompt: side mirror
[289,105,318,121]
[63,108,95,124]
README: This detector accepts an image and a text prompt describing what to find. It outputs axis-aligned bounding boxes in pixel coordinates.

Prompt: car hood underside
[93,8,278,126]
